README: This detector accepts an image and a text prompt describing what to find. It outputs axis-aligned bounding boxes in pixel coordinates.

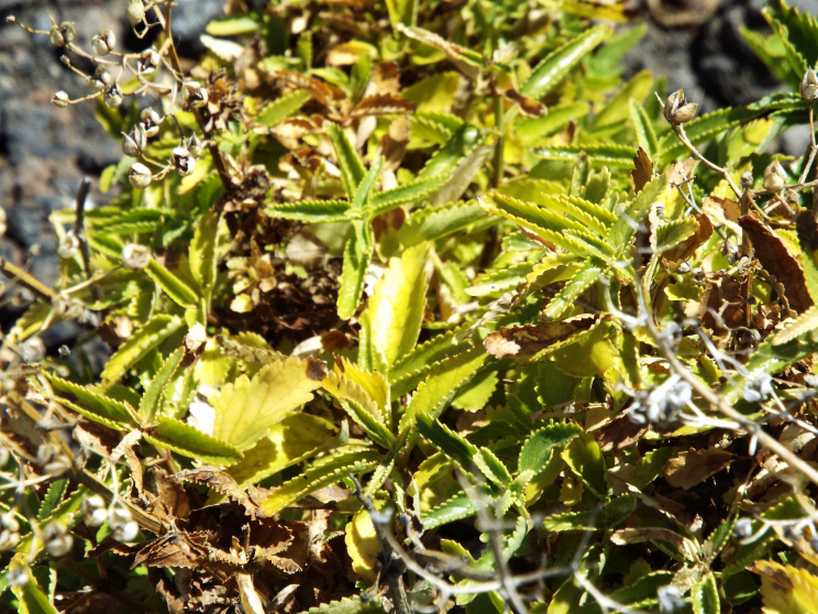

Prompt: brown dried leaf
[350,94,414,119]
[663,448,733,489]
[484,317,596,359]
[133,530,212,569]
[740,214,813,312]
[631,146,653,193]
[667,158,698,186]
[663,213,713,263]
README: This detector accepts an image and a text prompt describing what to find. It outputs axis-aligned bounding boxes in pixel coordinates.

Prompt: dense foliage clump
[4,0,818,611]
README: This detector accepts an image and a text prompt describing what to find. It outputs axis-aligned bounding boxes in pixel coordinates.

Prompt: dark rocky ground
[0,0,808,354]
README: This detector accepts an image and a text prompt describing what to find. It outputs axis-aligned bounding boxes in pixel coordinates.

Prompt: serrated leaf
[337,225,373,320]
[48,375,139,428]
[653,217,699,253]
[323,361,394,449]
[145,417,242,466]
[521,25,612,100]
[145,260,198,309]
[297,596,386,614]
[629,99,659,156]
[753,560,818,614]
[395,200,484,248]
[772,305,818,345]
[12,571,58,614]
[561,433,607,498]
[227,414,336,488]
[258,89,311,126]
[518,422,582,476]
[37,479,68,520]
[260,445,379,515]
[398,346,486,438]
[101,315,184,384]
[723,331,818,404]
[421,491,478,529]
[138,348,184,422]
[345,509,380,581]
[692,572,721,614]
[210,358,321,451]
[544,264,603,319]
[535,143,636,167]
[359,243,429,369]
[189,210,220,300]
[266,199,350,223]
[370,174,449,216]
[327,124,366,198]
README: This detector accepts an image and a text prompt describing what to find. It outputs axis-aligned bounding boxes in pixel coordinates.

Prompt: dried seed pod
[0,530,20,551]
[92,29,116,56]
[183,82,209,109]
[128,162,153,189]
[763,161,787,193]
[127,0,146,26]
[104,84,123,107]
[58,231,80,258]
[49,22,76,47]
[5,565,28,587]
[122,243,151,269]
[663,89,698,125]
[43,522,73,557]
[81,495,108,528]
[801,68,818,102]
[171,146,195,176]
[51,90,70,108]
[140,108,162,137]
[137,48,161,74]
[122,125,146,157]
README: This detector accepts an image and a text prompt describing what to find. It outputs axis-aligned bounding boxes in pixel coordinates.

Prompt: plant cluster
[3,0,818,612]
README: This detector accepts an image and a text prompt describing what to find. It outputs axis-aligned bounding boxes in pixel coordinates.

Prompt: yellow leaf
[210,358,320,451]
[345,509,380,581]
[753,560,818,614]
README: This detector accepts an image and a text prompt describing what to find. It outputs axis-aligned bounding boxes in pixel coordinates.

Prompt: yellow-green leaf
[753,560,818,614]
[210,358,321,451]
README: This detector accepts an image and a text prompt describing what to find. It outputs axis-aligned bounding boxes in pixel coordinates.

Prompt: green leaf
[189,210,221,300]
[12,571,59,614]
[692,572,721,614]
[145,260,198,309]
[297,596,386,614]
[421,491,478,529]
[521,25,612,100]
[101,315,184,384]
[398,346,487,439]
[385,0,416,27]
[535,143,636,167]
[205,15,260,36]
[227,414,336,488]
[258,90,311,126]
[145,417,242,466]
[518,422,582,476]
[48,375,139,428]
[337,224,373,320]
[653,218,699,253]
[370,174,449,216]
[260,444,379,515]
[629,99,659,156]
[359,243,429,369]
[323,361,395,449]
[544,264,603,319]
[561,433,607,498]
[702,515,736,562]
[403,72,461,113]
[394,201,484,249]
[210,357,321,451]
[327,124,366,198]
[723,332,818,404]
[138,348,184,422]
[754,560,818,614]
[37,479,68,520]
[266,199,350,223]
